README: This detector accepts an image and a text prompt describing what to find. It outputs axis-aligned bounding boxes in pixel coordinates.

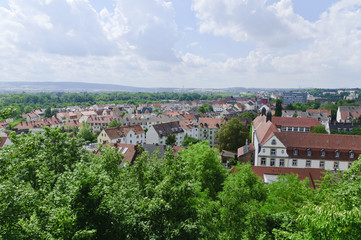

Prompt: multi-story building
[198,117,224,148]
[97,125,145,145]
[146,121,184,146]
[282,92,307,105]
[257,132,360,171]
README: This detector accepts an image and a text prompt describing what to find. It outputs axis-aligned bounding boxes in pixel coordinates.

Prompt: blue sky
[0,0,360,89]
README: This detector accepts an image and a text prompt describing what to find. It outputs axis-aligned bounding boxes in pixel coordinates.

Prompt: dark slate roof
[153,121,184,137]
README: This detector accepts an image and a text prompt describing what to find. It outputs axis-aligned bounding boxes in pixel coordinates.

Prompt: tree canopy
[197,103,213,114]
[216,118,249,152]
[2,127,361,239]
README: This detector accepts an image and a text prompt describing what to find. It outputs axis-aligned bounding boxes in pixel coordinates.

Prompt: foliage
[3,126,361,239]
[108,119,122,128]
[181,142,226,199]
[310,125,328,134]
[0,106,14,121]
[44,107,52,118]
[197,103,213,114]
[332,126,361,135]
[238,111,257,120]
[217,118,248,152]
[182,133,200,146]
[77,122,96,143]
[165,134,176,145]
[275,99,283,117]
[218,164,268,239]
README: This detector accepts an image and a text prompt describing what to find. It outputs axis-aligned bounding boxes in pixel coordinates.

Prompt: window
[307,149,312,156]
[334,161,339,169]
[279,159,285,167]
[305,128,310,132]
[271,139,276,145]
[299,127,304,132]
[270,159,275,166]
[321,150,326,157]
[306,160,311,167]
[335,151,340,158]
[348,162,353,169]
[271,149,276,156]
[349,152,355,158]
[282,127,287,132]
[261,158,266,166]
[319,161,325,168]
[293,149,298,155]
[262,149,265,153]
[281,150,284,154]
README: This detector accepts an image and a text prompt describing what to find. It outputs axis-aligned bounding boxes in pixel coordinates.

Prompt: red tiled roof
[251,166,325,188]
[274,132,361,151]
[104,142,137,163]
[104,125,144,140]
[272,117,322,128]
[198,117,224,129]
[0,137,9,147]
[307,109,331,115]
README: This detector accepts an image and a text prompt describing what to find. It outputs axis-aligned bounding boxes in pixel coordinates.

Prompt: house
[251,166,325,188]
[142,144,182,159]
[336,106,361,123]
[256,131,361,171]
[0,136,12,149]
[101,142,139,164]
[198,117,225,148]
[146,121,185,146]
[271,116,322,133]
[13,117,63,133]
[97,125,145,145]
[179,120,198,139]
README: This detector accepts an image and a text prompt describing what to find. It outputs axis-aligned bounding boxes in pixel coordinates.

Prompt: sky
[0,0,360,89]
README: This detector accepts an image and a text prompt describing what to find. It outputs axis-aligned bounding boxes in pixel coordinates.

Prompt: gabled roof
[255,120,278,145]
[0,137,9,148]
[272,117,322,128]
[251,166,325,188]
[273,132,361,151]
[198,117,224,129]
[153,121,184,137]
[104,125,145,140]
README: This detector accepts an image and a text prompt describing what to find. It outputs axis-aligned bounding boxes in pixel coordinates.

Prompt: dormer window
[335,151,340,158]
[271,139,276,145]
[293,149,298,155]
[320,150,326,157]
[307,149,312,156]
[349,152,355,158]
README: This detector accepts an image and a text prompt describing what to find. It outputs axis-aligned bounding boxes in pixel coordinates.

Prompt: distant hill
[0,81,304,93]
[0,82,155,93]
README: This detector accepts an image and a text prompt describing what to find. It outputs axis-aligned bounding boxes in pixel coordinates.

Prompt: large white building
[248,115,361,171]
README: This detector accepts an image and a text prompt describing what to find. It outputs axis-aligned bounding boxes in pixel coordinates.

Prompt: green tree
[44,107,52,118]
[217,118,248,152]
[77,122,96,143]
[197,103,213,114]
[182,133,200,146]
[108,119,122,128]
[275,99,283,117]
[311,125,328,134]
[181,142,226,199]
[218,164,268,239]
[0,107,13,121]
[238,111,257,120]
[165,134,176,145]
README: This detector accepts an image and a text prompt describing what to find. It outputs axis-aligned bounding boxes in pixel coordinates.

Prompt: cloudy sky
[0,0,360,89]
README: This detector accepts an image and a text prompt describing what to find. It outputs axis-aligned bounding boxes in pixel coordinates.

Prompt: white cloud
[192,0,314,47]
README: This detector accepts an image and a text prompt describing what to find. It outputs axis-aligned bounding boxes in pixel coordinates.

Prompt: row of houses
[97,117,226,147]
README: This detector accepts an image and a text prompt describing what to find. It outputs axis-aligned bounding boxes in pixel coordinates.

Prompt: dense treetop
[1,127,361,239]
